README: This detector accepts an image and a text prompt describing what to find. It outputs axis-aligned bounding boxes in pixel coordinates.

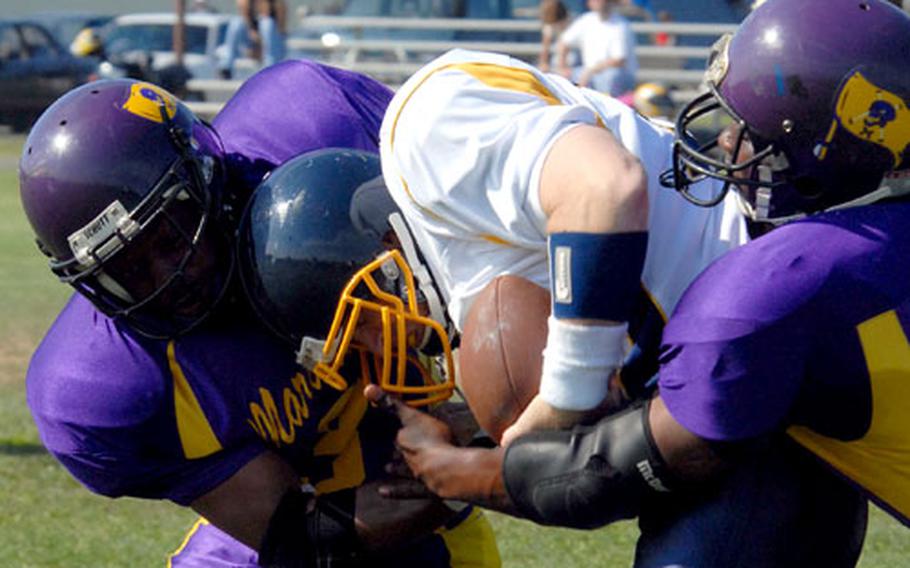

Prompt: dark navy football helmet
[237,148,455,406]
[663,0,910,223]
[18,79,233,338]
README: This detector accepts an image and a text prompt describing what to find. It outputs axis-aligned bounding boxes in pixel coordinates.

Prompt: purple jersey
[658,200,910,525]
[213,59,393,196]
[27,59,395,505]
[28,298,380,503]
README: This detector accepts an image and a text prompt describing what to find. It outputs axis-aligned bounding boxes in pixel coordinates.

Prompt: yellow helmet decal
[122,83,178,124]
[822,71,910,167]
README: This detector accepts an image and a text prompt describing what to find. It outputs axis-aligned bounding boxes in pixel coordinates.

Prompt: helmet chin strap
[735,164,804,225]
[387,212,453,349]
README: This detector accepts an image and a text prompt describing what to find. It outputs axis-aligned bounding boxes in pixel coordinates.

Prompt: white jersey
[380,49,748,331]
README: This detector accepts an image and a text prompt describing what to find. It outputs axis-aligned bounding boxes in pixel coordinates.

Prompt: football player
[20,67,498,566]
[370,0,910,565]
[379,46,750,446]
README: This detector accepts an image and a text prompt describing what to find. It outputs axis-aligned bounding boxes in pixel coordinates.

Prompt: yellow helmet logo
[122,83,178,124]
[820,71,910,167]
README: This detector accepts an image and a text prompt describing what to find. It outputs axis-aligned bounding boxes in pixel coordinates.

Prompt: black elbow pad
[502,399,672,529]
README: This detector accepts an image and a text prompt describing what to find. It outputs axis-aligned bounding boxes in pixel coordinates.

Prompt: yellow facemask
[297,250,456,407]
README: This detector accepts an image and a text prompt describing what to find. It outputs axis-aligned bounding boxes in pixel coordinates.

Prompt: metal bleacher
[185,16,737,119]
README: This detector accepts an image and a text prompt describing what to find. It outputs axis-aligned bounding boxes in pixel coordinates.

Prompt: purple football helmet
[664,0,910,224]
[19,79,233,338]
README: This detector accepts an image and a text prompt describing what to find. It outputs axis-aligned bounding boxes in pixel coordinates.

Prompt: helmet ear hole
[36,238,53,258]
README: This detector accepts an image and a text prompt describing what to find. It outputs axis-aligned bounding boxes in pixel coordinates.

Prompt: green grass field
[0,134,906,566]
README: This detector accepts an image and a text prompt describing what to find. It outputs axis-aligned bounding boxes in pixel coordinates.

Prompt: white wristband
[538,316,628,411]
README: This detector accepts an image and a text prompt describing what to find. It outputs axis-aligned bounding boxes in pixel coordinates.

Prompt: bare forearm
[556,41,570,69]
[589,57,625,73]
[417,446,519,515]
[648,396,725,481]
[540,47,552,69]
[190,451,299,550]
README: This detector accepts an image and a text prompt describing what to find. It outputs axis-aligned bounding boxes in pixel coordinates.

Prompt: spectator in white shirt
[556,0,638,96]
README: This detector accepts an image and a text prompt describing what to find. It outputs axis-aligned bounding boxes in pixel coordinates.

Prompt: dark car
[29,12,114,50]
[0,19,98,132]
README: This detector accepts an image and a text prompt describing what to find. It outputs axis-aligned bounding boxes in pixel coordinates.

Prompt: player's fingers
[382,395,426,428]
[377,478,435,500]
[500,417,539,447]
[384,460,414,478]
[364,384,390,407]
[500,425,519,448]
[384,451,414,478]
[500,415,533,447]
[363,384,428,440]
[499,411,531,447]
[364,384,413,420]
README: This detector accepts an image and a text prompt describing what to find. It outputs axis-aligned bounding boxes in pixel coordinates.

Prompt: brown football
[458,275,550,443]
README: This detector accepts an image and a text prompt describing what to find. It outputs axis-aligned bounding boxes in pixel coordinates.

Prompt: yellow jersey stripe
[168,341,223,459]
[450,62,560,105]
[788,309,910,522]
[481,234,512,246]
[640,284,669,323]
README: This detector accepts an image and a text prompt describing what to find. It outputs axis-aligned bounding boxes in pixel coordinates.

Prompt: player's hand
[365,385,515,511]
[353,479,452,552]
[365,385,457,497]
[500,394,587,447]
